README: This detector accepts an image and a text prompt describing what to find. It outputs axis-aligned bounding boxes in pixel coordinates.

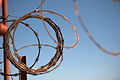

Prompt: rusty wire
[0,0,119,79]
[1,9,79,75]
[35,9,79,49]
[35,0,79,49]
[0,0,79,77]
[12,21,41,69]
[74,0,120,56]
[3,12,64,75]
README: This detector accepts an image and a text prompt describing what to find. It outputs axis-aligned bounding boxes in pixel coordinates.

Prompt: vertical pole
[2,0,10,80]
[19,56,27,80]
[2,0,8,25]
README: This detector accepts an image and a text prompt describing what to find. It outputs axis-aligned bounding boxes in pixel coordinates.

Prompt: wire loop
[33,9,79,49]
[3,13,64,75]
[74,0,120,56]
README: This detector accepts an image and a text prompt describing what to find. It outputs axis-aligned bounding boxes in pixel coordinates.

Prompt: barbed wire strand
[33,9,79,49]
[73,0,120,56]
[35,0,79,49]
[20,22,41,68]
[1,0,78,77]
[3,13,64,75]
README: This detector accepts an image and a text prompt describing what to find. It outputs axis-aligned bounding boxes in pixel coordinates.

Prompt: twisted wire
[36,0,78,49]
[3,13,64,75]
[1,0,78,76]
[33,9,79,49]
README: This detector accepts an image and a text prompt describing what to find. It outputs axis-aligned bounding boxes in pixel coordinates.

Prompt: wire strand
[3,13,64,75]
[74,0,120,56]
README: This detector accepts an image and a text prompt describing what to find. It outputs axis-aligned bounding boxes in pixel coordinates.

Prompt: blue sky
[0,0,120,80]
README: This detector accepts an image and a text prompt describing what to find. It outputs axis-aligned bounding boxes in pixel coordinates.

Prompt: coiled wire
[3,12,64,75]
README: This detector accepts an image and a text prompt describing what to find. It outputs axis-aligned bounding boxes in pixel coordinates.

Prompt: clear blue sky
[0,0,120,80]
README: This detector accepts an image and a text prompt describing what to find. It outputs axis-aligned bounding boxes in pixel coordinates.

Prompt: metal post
[2,0,8,25]
[2,0,10,80]
[19,56,27,80]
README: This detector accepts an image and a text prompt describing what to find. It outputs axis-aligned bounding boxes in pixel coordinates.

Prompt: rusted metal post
[19,56,27,80]
[2,0,8,25]
[2,0,10,80]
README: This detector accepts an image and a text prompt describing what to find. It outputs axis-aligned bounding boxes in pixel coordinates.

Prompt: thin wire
[8,21,41,69]
[35,0,45,9]
[12,44,56,55]
[3,14,64,75]
[20,22,41,68]
[0,68,20,77]
[74,0,120,56]
[0,72,20,76]
[4,15,41,69]
[0,47,3,49]
[33,9,79,49]
[8,15,20,18]
[1,0,78,76]
[34,0,79,49]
